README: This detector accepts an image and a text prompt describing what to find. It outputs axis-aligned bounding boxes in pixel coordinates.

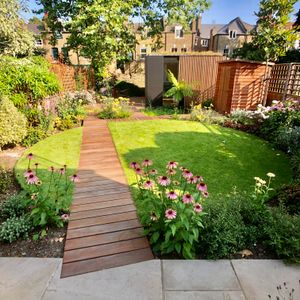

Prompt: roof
[26,23,44,35]
[200,24,224,39]
[215,17,254,35]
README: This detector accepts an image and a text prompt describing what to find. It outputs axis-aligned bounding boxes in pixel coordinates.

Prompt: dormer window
[229,30,237,39]
[201,39,208,47]
[175,26,183,39]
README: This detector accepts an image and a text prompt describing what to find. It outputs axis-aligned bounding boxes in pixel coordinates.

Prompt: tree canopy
[37,0,211,78]
[0,0,35,57]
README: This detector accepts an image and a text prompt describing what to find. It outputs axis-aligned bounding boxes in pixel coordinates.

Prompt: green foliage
[0,56,60,106]
[0,215,32,243]
[115,81,145,97]
[270,184,300,215]
[164,70,194,102]
[275,126,300,155]
[143,107,183,116]
[278,49,300,63]
[0,0,34,57]
[0,96,27,149]
[98,97,132,119]
[264,207,300,262]
[232,43,266,62]
[0,192,28,219]
[133,160,206,258]
[253,0,298,62]
[0,167,14,195]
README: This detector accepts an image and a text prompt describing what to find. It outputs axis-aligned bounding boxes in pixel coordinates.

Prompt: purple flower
[59,168,65,175]
[182,193,194,204]
[143,180,154,189]
[194,203,203,213]
[135,168,143,175]
[61,214,69,221]
[158,176,171,186]
[70,174,80,183]
[197,182,207,192]
[26,173,39,185]
[167,169,176,176]
[166,191,178,200]
[130,162,140,169]
[202,191,209,198]
[24,169,33,178]
[142,159,153,167]
[149,169,158,175]
[166,161,178,169]
[182,170,193,179]
[27,153,33,160]
[165,209,177,219]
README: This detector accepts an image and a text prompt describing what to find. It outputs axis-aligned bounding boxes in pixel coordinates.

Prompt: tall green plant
[164,70,193,102]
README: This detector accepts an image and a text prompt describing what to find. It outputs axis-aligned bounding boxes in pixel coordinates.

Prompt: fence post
[282,63,293,101]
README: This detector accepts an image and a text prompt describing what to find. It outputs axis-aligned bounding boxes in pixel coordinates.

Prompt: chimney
[196,15,202,33]
[191,19,196,32]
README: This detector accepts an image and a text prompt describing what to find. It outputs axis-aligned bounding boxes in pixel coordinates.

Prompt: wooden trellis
[268,63,300,100]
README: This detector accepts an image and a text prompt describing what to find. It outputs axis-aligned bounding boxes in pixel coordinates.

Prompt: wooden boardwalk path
[61,116,153,277]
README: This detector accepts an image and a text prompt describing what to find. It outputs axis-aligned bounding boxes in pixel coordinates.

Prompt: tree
[0,0,35,57]
[294,9,300,30]
[37,0,211,80]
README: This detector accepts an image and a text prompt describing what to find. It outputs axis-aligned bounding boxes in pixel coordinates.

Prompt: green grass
[142,107,183,117]
[15,128,82,207]
[109,120,292,197]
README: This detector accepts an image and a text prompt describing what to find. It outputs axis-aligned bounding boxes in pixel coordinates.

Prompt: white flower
[272,100,279,104]
[267,172,275,178]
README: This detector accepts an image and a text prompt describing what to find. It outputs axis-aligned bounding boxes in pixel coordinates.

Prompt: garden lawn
[15,128,82,208]
[109,120,292,197]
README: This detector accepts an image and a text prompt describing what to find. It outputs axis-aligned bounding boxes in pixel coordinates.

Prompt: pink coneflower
[150,212,158,221]
[143,180,154,189]
[135,168,143,175]
[182,193,194,204]
[187,177,198,184]
[27,153,33,160]
[61,214,69,221]
[158,176,171,186]
[142,159,153,167]
[49,166,55,172]
[194,203,203,213]
[180,166,187,171]
[167,169,176,176]
[149,169,158,175]
[26,173,39,185]
[167,191,178,200]
[166,161,178,169]
[182,170,193,179]
[197,182,207,192]
[202,191,209,198]
[70,174,80,183]
[130,162,140,169]
[59,168,65,175]
[165,209,177,219]
[173,180,180,186]
[24,169,33,178]
[193,175,203,183]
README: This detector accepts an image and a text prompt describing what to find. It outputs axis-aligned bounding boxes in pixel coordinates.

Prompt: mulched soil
[0,227,66,257]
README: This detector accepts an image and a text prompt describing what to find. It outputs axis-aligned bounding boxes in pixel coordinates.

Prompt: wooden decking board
[62,116,153,277]
[61,248,153,278]
[66,219,142,239]
[64,228,144,251]
[70,204,136,220]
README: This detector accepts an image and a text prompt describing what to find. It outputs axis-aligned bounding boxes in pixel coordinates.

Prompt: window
[171,47,177,53]
[229,30,237,39]
[140,47,147,59]
[194,36,199,46]
[61,47,69,59]
[181,47,187,53]
[35,39,43,46]
[55,31,63,39]
[201,39,208,47]
[51,47,59,60]
[223,45,229,56]
[175,26,183,39]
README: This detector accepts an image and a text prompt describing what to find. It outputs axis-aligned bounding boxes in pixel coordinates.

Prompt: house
[202,18,254,56]
[26,23,90,65]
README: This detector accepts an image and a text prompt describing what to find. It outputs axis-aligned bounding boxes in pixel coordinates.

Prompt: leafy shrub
[0,167,14,195]
[65,91,96,105]
[269,184,300,215]
[0,215,32,243]
[143,107,183,117]
[115,81,145,97]
[98,97,132,119]
[0,193,28,219]
[275,126,300,155]
[132,159,206,259]
[229,109,267,126]
[190,104,225,124]
[291,152,300,181]
[264,207,300,263]
[0,56,60,106]
[201,99,213,108]
[0,96,27,149]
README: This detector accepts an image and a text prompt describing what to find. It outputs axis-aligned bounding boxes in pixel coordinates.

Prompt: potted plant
[164,70,194,108]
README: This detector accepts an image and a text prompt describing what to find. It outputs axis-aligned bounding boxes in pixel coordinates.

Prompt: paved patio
[1,258,299,300]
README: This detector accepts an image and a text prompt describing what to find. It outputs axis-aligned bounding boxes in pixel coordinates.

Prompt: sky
[23,0,300,25]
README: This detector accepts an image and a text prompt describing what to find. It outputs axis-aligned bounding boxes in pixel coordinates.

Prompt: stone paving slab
[232,260,300,300]
[163,260,241,291]
[0,258,60,300]
[43,260,162,300]
[165,291,246,300]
